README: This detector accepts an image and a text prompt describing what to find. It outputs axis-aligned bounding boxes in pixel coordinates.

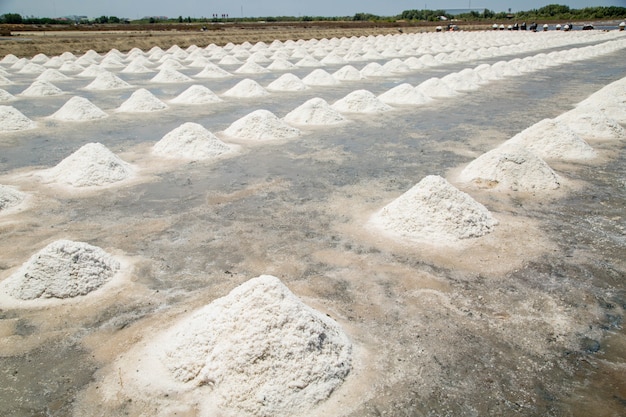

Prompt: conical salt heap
[222,79,269,98]
[0,184,25,212]
[378,83,431,106]
[459,144,560,192]
[556,109,626,141]
[41,142,135,187]
[223,109,300,141]
[332,90,393,113]
[0,239,120,300]
[284,98,346,126]
[117,89,168,113]
[49,96,108,121]
[20,80,64,97]
[266,73,308,92]
[170,85,222,105]
[153,122,234,160]
[370,175,498,243]
[84,71,132,90]
[505,118,596,161]
[0,105,37,132]
[151,68,193,83]
[157,274,352,416]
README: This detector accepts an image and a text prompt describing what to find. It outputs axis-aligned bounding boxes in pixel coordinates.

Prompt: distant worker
[620,22,625,31]
[521,22,527,30]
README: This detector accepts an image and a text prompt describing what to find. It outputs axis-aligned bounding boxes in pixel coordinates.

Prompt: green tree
[1,13,23,23]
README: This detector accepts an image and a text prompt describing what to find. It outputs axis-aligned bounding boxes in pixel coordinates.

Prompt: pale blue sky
[1,1,624,19]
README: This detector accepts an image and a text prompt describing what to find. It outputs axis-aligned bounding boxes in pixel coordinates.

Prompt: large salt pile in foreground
[284,97,346,126]
[49,96,108,121]
[169,85,222,105]
[222,109,300,141]
[117,89,168,113]
[41,142,135,187]
[458,145,561,192]
[156,274,352,416]
[332,90,393,113]
[505,118,597,161]
[0,239,120,300]
[0,184,25,212]
[0,106,37,132]
[153,122,235,160]
[370,175,498,243]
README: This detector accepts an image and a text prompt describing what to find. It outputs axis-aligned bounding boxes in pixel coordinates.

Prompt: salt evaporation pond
[0,28,625,417]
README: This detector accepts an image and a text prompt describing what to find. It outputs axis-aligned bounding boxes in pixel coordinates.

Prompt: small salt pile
[295,55,323,67]
[459,145,561,192]
[49,96,108,121]
[37,68,71,82]
[0,54,19,65]
[332,65,364,81]
[378,83,431,106]
[170,85,223,105]
[121,60,154,74]
[84,71,132,90]
[266,73,309,92]
[234,61,269,74]
[77,64,107,78]
[556,109,626,141]
[195,63,233,78]
[332,90,393,113]
[505,118,596,161]
[58,61,85,73]
[20,80,64,97]
[153,122,235,160]
[0,89,16,102]
[266,58,297,71]
[151,68,193,83]
[370,175,498,243]
[0,184,25,212]
[18,62,47,74]
[0,73,13,86]
[382,59,411,73]
[0,106,37,132]
[218,56,243,65]
[157,274,352,417]
[246,51,272,64]
[302,69,340,86]
[360,62,392,78]
[41,142,135,187]
[284,97,346,126]
[0,239,120,300]
[157,58,185,70]
[416,77,459,99]
[222,109,300,141]
[222,79,269,98]
[117,89,167,113]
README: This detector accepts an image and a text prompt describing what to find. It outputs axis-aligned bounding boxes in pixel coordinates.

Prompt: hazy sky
[1,1,624,19]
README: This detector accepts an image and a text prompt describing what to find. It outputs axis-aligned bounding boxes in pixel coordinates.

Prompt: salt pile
[156,274,352,416]
[0,106,37,132]
[0,89,16,102]
[266,58,297,71]
[284,98,346,126]
[49,96,108,121]
[78,64,108,78]
[360,63,392,78]
[0,184,25,212]
[332,90,393,113]
[153,122,235,160]
[266,73,308,92]
[0,74,13,86]
[222,79,269,98]
[332,65,364,81]
[195,63,233,78]
[378,83,431,106]
[218,56,243,65]
[302,69,340,86]
[0,239,120,300]
[505,118,597,161]
[18,62,47,74]
[84,71,132,90]
[235,61,269,74]
[370,175,498,243]
[0,54,19,65]
[223,109,300,141]
[58,61,85,73]
[169,85,223,105]
[117,89,168,113]
[37,68,71,82]
[20,80,64,97]
[121,60,153,74]
[416,77,459,99]
[556,109,626,141]
[151,68,193,83]
[41,142,135,187]
[458,145,561,192]
[295,55,323,67]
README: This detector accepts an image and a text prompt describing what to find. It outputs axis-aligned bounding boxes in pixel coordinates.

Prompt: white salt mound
[169,85,222,105]
[151,68,193,83]
[84,71,132,90]
[1,239,120,300]
[370,175,498,243]
[153,122,234,160]
[378,83,431,106]
[332,65,364,81]
[234,61,269,74]
[506,118,597,161]
[459,145,561,192]
[222,79,269,98]
[195,64,233,78]
[0,89,16,102]
[50,96,108,121]
[37,68,71,82]
[42,142,135,187]
[332,90,393,113]
[117,89,167,113]
[159,274,352,416]
[223,109,300,141]
[284,98,346,126]
[0,106,37,132]
[0,184,25,211]
[266,73,308,92]
[556,109,626,141]
[302,69,340,86]
[20,80,64,96]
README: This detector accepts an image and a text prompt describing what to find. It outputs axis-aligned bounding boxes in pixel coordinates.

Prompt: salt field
[0,29,625,417]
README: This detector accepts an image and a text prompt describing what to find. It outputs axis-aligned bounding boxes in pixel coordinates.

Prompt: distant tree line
[1,4,624,26]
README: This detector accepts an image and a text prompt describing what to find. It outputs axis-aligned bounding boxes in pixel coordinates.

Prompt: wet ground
[0,34,625,416]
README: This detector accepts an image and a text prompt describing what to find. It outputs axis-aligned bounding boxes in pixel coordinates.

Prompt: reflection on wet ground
[0,39,625,416]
